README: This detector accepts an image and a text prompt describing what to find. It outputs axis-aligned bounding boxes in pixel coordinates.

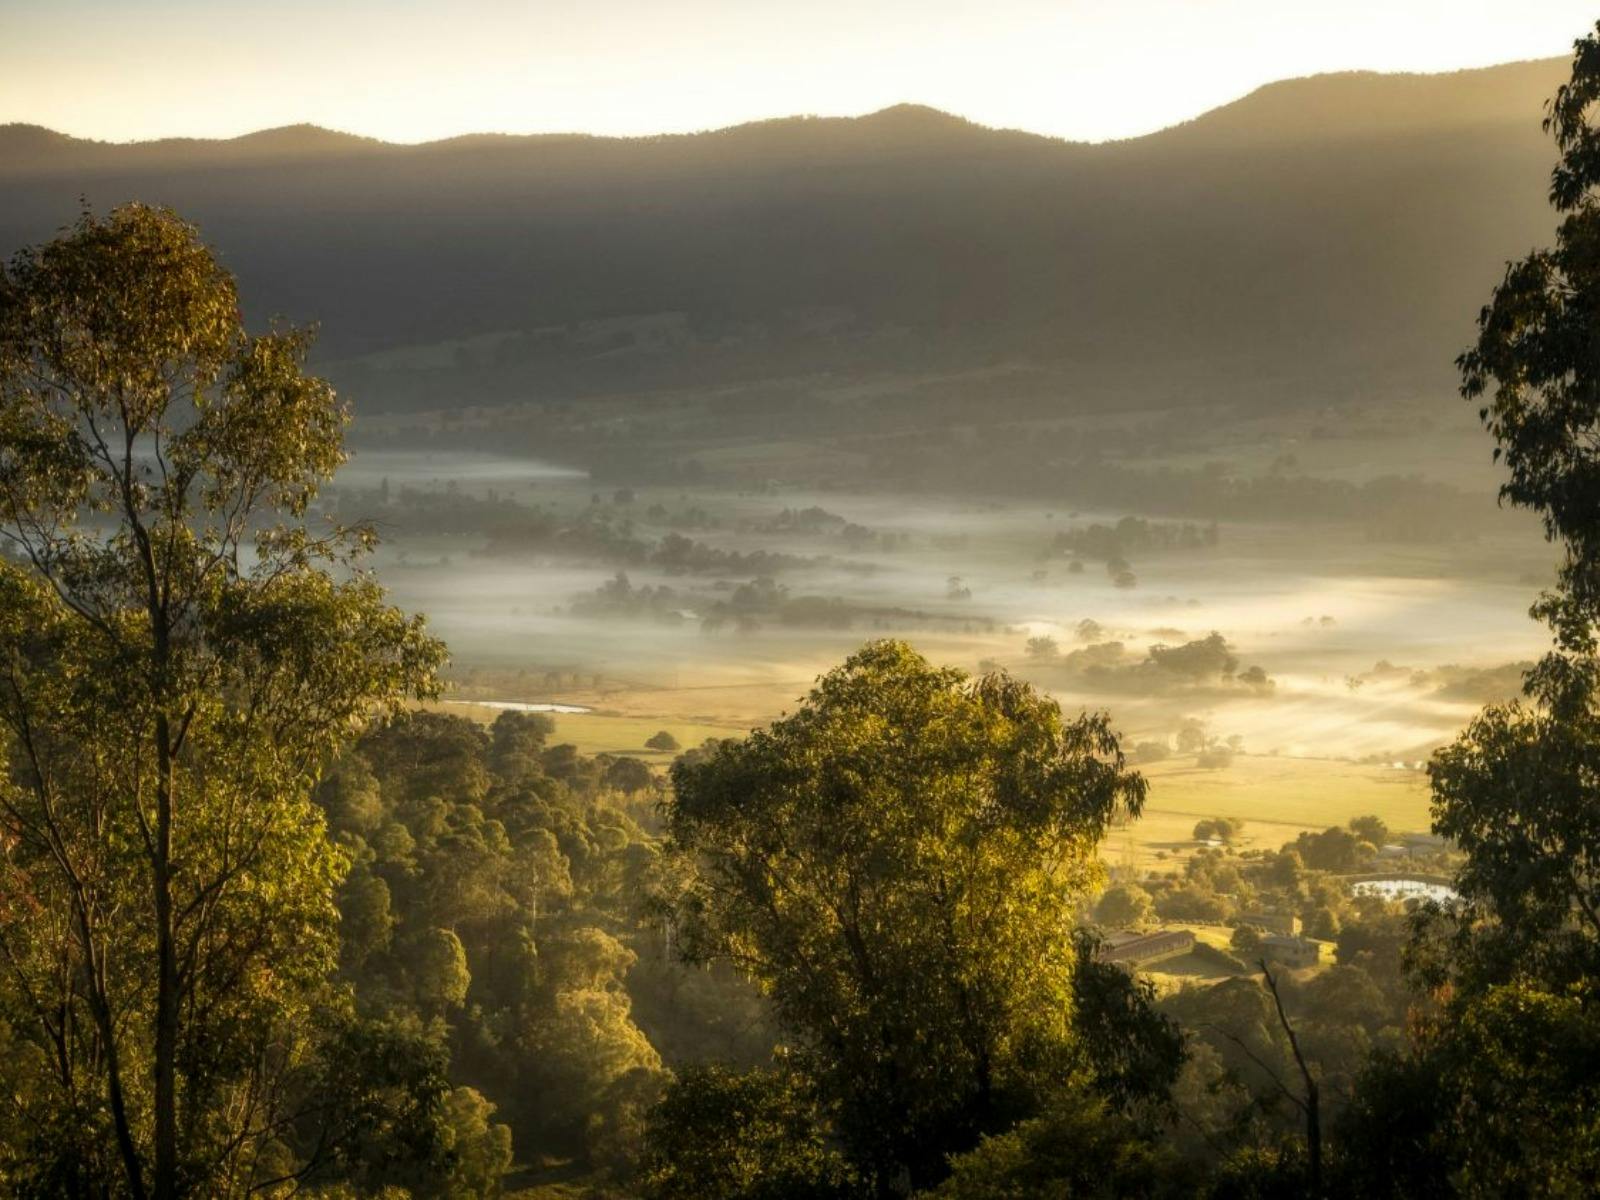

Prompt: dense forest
[7,21,1600,1200]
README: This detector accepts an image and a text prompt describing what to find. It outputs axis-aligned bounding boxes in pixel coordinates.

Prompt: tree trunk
[1261,959,1321,1196]
[153,717,178,1200]
[1306,1077,1322,1194]
[80,913,148,1200]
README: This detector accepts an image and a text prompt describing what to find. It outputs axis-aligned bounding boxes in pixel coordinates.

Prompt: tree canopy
[1442,17,1600,991]
[664,640,1153,1191]
[0,204,445,1197]
[1328,23,1600,1195]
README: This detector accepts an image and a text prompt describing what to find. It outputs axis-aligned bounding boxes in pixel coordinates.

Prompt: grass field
[433,702,753,763]
[1142,926,1337,993]
[1109,754,1432,872]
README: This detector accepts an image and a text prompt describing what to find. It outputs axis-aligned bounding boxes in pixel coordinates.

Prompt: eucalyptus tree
[664,640,1153,1192]
[0,205,445,1197]
[1441,19,1600,988]
[1461,23,1600,656]
[1326,24,1600,1194]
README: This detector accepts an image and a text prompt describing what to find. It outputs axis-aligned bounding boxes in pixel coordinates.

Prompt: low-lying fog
[328,448,1551,763]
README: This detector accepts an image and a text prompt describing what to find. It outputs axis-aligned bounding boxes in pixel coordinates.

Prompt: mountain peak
[1153,56,1566,146]
[220,124,380,152]
[861,103,970,126]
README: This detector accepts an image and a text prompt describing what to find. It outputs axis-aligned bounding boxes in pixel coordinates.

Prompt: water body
[1351,878,1459,904]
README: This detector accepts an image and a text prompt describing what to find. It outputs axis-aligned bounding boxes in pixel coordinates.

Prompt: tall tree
[1329,25,1600,1195]
[1462,22,1600,662]
[663,640,1152,1192]
[1443,18,1600,987]
[0,205,445,1196]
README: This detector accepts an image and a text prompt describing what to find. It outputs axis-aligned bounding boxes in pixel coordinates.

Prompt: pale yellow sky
[2,1,1596,144]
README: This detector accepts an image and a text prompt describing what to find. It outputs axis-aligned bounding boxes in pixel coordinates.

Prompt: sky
[2,1,1598,144]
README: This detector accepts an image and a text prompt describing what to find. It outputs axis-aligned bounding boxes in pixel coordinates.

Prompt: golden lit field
[1108,754,1432,872]
[1137,925,1337,992]
[429,701,752,762]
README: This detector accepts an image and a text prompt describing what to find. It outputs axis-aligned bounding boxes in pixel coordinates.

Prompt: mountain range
[0,57,1571,410]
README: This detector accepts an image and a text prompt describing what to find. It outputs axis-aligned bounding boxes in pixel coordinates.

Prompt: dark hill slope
[0,59,1570,407]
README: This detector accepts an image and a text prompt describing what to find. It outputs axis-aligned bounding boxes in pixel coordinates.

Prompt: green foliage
[603,755,655,795]
[290,1014,456,1197]
[1068,931,1187,1116]
[1322,34,1600,1196]
[1336,983,1600,1199]
[1025,634,1060,660]
[1347,815,1389,847]
[931,1090,1194,1200]
[1428,696,1600,987]
[1267,849,1303,889]
[1288,827,1365,874]
[0,204,445,1196]
[1304,906,1341,942]
[1334,904,1411,1009]
[1155,883,1232,923]
[644,730,680,753]
[413,928,472,1012]
[1395,58,1600,1166]
[1146,633,1237,681]
[1097,881,1155,928]
[664,640,1148,1189]
[490,709,556,777]
[640,1065,862,1200]
[1193,817,1242,843]
[1459,24,1600,648]
[316,709,769,1189]
[439,1087,515,1199]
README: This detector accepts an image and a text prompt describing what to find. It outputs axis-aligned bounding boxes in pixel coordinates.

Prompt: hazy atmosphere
[6,1,1599,141]
[5,3,1600,1198]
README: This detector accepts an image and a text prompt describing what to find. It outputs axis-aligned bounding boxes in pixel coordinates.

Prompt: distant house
[1401,832,1450,851]
[1261,934,1320,969]
[1239,911,1301,936]
[1098,928,1196,968]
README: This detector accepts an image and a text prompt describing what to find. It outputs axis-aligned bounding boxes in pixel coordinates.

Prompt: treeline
[569,572,997,635]
[315,710,771,1189]
[1050,515,1220,562]
[364,401,1473,540]
[1026,631,1276,696]
[858,437,1474,536]
[324,485,828,575]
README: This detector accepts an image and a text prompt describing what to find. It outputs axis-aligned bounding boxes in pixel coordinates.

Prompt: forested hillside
[0,59,1566,408]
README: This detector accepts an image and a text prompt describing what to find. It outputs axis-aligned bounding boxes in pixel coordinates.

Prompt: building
[1261,934,1320,969]
[1239,911,1301,936]
[1401,832,1450,852]
[1097,928,1196,968]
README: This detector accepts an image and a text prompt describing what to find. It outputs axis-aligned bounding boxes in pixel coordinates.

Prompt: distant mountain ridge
[1,58,1563,157]
[1143,58,1563,144]
[0,103,1046,172]
[0,57,1573,409]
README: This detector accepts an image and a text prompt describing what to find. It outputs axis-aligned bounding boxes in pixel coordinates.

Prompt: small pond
[1351,877,1459,904]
